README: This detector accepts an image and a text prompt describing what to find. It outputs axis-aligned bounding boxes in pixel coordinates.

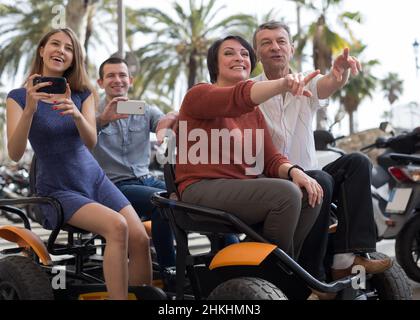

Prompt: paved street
[1,214,419,299]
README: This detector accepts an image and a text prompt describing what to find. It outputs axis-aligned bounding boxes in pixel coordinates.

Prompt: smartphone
[116,100,146,115]
[33,76,67,94]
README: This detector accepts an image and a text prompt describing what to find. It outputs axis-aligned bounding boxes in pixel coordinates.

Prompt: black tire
[368,252,412,300]
[0,256,54,300]
[207,277,287,300]
[395,213,420,282]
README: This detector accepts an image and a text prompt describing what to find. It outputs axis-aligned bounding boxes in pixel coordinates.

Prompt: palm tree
[66,0,116,64]
[0,0,114,81]
[381,72,404,122]
[333,43,379,134]
[295,0,362,129]
[287,0,311,72]
[0,0,62,81]
[126,0,255,104]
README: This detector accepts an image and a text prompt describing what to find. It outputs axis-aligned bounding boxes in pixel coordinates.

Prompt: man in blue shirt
[92,57,176,282]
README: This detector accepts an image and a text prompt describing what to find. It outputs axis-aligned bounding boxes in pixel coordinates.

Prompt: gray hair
[253,21,292,49]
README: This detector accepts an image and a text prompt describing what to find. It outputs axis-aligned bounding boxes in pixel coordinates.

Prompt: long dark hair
[207,35,257,84]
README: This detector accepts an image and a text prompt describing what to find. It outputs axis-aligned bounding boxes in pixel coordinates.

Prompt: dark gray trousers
[299,153,377,281]
[181,178,321,259]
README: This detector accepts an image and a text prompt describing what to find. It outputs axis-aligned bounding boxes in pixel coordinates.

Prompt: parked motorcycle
[0,164,31,223]
[360,126,420,281]
[315,124,420,282]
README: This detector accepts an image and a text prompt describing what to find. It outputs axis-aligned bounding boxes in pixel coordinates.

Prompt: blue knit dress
[7,88,130,229]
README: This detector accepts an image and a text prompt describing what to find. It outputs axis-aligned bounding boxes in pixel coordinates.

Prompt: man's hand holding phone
[116,100,146,115]
[97,97,130,128]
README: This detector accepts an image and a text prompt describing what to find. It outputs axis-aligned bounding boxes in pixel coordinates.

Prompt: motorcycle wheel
[396,212,420,282]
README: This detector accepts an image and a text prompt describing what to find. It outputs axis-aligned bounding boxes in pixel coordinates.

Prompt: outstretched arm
[183,70,320,120]
[317,48,362,99]
[251,70,320,104]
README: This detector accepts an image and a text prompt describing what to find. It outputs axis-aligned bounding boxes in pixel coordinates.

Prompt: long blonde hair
[26,28,96,97]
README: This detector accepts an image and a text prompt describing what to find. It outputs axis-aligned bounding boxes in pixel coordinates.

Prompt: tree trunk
[187,50,197,89]
[342,95,360,134]
[84,4,97,67]
[65,0,90,46]
[349,110,355,134]
[313,15,332,130]
[295,2,302,72]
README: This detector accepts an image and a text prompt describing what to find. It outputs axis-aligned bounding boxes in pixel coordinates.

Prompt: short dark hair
[252,21,292,49]
[98,57,129,79]
[207,35,257,84]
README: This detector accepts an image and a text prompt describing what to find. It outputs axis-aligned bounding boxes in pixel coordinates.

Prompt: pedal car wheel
[395,212,420,282]
[0,256,53,300]
[207,277,287,300]
[367,252,412,300]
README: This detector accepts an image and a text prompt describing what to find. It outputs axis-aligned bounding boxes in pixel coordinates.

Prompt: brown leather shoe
[308,289,337,300]
[331,255,393,280]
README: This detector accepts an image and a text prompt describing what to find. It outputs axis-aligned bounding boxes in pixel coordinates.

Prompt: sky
[2,0,420,134]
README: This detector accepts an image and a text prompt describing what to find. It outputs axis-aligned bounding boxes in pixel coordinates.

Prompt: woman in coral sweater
[176,35,322,259]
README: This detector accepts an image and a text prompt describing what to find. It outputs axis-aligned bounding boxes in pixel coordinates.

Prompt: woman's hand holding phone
[33,76,67,94]
[25,74,54,114]
[51,84,82,120]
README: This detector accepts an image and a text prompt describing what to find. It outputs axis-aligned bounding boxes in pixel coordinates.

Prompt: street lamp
[117,0,125,58]
[413,39,420,76]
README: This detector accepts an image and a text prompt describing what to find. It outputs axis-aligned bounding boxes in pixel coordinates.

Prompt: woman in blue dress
[6,28,152,299]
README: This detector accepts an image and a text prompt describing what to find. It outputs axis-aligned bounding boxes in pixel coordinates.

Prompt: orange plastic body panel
[209,242,277,270]
[78,292,137,300]
[0,225,52,266]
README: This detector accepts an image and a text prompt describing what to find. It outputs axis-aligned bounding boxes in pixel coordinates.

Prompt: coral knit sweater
[175,80,290,196]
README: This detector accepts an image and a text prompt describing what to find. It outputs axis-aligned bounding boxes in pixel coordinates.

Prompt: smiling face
[216,39,252,86]
[255,27,294,78]
[39,31,74,76]
[97,62,133,99]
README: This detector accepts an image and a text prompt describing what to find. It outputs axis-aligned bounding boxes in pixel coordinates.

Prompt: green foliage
[0,0,382,121]
[381,72,404,105]
[0,0,63,81]
[126,0,255,108]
